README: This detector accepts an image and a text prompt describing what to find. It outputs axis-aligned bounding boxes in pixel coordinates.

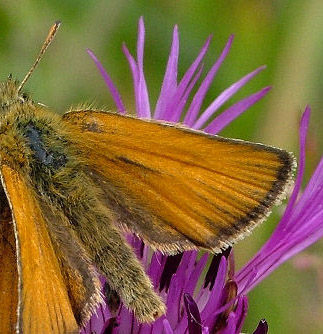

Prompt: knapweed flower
[84,239,265,334]
[236,106,323,294]
[87,17,270,129]
[83,17,323,334]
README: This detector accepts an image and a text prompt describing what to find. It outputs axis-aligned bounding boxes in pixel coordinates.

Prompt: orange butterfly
[0,22,294,333]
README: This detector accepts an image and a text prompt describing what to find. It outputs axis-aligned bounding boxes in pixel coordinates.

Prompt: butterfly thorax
[0,84,66,170]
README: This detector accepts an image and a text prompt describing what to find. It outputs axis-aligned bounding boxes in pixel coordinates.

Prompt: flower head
[84,17,323,334]
[84,238,267,334]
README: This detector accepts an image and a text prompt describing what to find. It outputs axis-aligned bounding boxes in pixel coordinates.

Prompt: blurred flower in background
[83,17,323,334]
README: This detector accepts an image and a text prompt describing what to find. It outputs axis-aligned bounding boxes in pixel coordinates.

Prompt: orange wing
[1,165,79,334]
[0,188,17,334]
[64,110,294,254]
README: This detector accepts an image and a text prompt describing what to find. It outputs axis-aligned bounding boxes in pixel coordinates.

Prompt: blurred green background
[1,1,322,333]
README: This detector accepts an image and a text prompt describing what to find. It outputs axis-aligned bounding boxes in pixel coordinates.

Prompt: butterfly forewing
[0,191,18,334]
[0,165,79,334]
[64,110,294,254]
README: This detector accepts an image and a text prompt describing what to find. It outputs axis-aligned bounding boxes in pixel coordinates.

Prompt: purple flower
[83,239,266,334]
[87,16,270,132]
[236,106,323,294]
[83,17,322,334]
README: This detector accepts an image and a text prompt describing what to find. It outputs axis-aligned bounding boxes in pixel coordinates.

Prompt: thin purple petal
[87,49,126,114]
[220,313,236,334]
[82,303,112,334]
[184,294,203,334]
[122,43,141,115]
[293,157,323,222]
[200,257,227,322]
[148,252,167,289]
[292,159,323,221]
[237,216,323,293]
[117,306,134,334]
[204,86,271,134]
[136,17,151,118]
[175,256,228,334]
[163,319,174,334]
[277,105,310,227]
[202,327,210,334]
[168,64,204,123]
[122,22,151,118]
[184,35,234,127]
[137,17,145,69]
[185,253,209,296]
[162,36,212,121]
[153,316,167,334]
[175,251,197,288]
[237,267,258,296]
[128,235,145,258]
[166,274,182,327]
[193,66,266,129]
[162,253,201,326]
[139,323,153,334]
[234,296,248,333]
[154,25,179,119]
[280,211,323,255]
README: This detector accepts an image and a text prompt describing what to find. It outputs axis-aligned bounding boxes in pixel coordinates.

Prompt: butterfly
[0,22,294,334]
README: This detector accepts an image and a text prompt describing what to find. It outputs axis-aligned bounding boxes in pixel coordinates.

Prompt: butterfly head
[0,78,31,113]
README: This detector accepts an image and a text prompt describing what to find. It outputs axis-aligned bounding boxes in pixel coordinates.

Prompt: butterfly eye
[18,93,28,104]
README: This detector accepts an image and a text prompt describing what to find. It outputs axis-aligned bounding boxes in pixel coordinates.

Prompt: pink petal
[193,66,266,129]
[87,49,126,114]
[154,25,179,120]
[184,35,234,127]
[204,86,271,134]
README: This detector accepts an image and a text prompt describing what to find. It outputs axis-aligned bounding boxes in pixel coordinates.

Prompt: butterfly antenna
[17,21,61,93]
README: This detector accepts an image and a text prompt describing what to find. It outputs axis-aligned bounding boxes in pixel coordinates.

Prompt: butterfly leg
[93,224,165,322]
[74,207,166,323]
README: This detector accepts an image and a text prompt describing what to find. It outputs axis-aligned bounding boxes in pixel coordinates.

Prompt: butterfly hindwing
[63,110,294,254]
